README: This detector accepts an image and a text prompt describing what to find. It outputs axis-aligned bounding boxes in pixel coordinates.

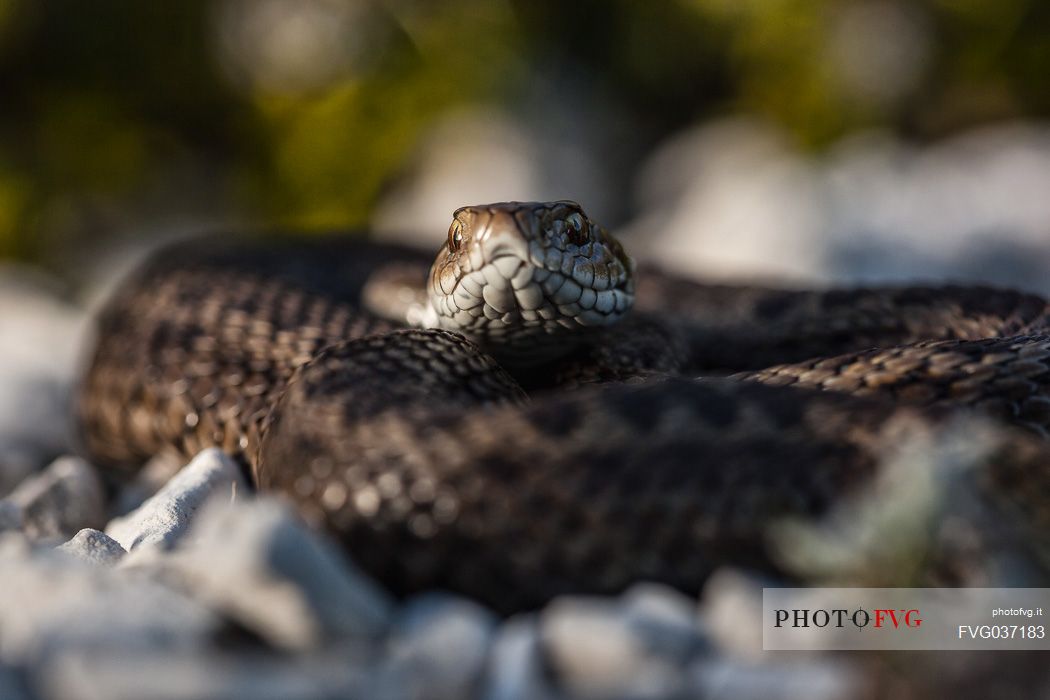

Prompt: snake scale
[77,201,1050,612]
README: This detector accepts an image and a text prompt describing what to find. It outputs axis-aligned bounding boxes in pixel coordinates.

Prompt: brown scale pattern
[260,341,1050,612]
[260,345,903,612]
[78,236,1050,612]
[77,243,401,470]
[636,267,1050,371]
[737,336,1050,436]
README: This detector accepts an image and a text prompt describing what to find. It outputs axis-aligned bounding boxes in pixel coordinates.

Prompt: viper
[77,201,1050,612]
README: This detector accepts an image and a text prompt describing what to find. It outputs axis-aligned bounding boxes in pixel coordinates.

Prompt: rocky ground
[0,265,1046,700]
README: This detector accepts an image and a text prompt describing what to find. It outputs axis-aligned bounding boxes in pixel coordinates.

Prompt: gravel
[0,664,30,700]
[105,448,245,553]
[158,498,394,650]
[0,500,22,532]
[0,534,223,667]
[378,593,498,700]
[3,446,792,700]
[111,452,185,518]
[540,595,690,699]
[482,616,551,700]
[56,529,126,566]
[0,265,1043,699]
[34,648,371,700]
[4,457,106,542]
[0,268,87,496]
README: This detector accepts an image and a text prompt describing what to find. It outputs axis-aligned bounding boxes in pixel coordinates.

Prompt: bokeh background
[1,8,1050,696]
[4,0,1050,294]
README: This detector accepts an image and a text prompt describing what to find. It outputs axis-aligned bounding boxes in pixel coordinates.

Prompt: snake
[76,201,1050,613]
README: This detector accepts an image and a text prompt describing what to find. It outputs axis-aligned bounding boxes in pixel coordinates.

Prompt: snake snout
[427,201,637,365]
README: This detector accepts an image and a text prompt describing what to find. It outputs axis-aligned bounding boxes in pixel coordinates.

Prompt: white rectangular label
[762,588,1050,650]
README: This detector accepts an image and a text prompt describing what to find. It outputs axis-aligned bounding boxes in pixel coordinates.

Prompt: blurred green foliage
[1,0,1050,265]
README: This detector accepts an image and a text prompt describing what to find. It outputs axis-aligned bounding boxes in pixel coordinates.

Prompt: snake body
[77,202,1050,612]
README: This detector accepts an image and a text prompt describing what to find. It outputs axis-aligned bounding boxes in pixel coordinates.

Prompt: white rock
[0,267,88,490]
[702,568,768,659]
[0,534,221,666]
[626,120,1050,296]
[35,647,370,700]
[539,596,685,698]
[0,664,30,700]
[621,583,708,662]
[57,529,126,566]
[482,615,554,700]
[106,448,245,552]
[376,593,496,700]
[0,446,42,501]
[111,452,185,518]
[163,498,393,650]
[689,659,861,700]
[5,456,106,541]
[0,500,22,532]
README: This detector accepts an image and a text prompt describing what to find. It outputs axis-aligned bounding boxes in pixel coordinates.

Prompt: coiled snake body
[78,202,1050,612]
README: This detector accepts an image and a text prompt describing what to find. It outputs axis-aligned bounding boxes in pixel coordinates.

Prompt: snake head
[427,201,635,365]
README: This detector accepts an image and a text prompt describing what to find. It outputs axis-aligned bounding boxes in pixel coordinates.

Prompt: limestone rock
[689,659,861,700]
[539,595,686,698]
[0,268,88,493]
[57,529,126,566]
[0,500,21,532]
[0,534,221,667]
[377,593,496,700]
[164,498,393,650]
[106,448,245,553]
[482,615,553,700]
[5,456,106,542]
[34,647,370,700]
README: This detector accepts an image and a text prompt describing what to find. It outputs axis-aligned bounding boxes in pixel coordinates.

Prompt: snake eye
[448,221,464,251]
[565,213,587,245]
